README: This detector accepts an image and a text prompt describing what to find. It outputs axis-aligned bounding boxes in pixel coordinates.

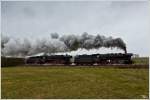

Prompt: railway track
[24,64,149,68]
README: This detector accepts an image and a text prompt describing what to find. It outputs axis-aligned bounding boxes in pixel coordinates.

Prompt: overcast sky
[1,1,150,56]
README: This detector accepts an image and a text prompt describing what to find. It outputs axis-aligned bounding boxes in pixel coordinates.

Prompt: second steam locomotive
[25,53,133,65]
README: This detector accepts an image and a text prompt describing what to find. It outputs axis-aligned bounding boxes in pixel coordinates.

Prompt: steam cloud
[1,32,126,57]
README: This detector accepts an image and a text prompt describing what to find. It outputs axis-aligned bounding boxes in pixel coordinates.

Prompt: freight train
[25,53,133,65]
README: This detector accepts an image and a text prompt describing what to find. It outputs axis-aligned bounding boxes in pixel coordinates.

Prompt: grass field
[1,66,149,99]
[132,57,149,65]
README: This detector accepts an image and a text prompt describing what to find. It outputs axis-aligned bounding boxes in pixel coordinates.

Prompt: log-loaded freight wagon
[25,53,133,65]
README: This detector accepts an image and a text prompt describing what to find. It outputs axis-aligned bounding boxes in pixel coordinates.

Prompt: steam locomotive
[25,53,133,65]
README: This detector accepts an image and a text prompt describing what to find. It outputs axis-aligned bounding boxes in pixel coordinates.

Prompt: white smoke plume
[1,32,126,57]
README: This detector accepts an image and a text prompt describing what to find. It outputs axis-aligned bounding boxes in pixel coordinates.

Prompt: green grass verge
[132,57,149,65]
[1,66,149,99]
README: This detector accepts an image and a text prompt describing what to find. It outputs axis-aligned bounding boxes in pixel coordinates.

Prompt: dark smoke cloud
[60,34,79,51]
[1,33,126,57]
[50,33,59,39]
[59,32,126,52]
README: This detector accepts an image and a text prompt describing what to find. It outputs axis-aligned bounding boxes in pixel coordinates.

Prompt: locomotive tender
[25,53,133,65]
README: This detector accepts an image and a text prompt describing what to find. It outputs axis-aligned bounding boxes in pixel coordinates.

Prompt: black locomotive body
[26,55,72,65]
[74,54,97,65]
[93,53,133,64]
[25,53,133,65]
[44,55,72,65]
[25,56,45,64]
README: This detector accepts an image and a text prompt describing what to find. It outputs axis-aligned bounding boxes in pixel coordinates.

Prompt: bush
[1,56,25,67]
